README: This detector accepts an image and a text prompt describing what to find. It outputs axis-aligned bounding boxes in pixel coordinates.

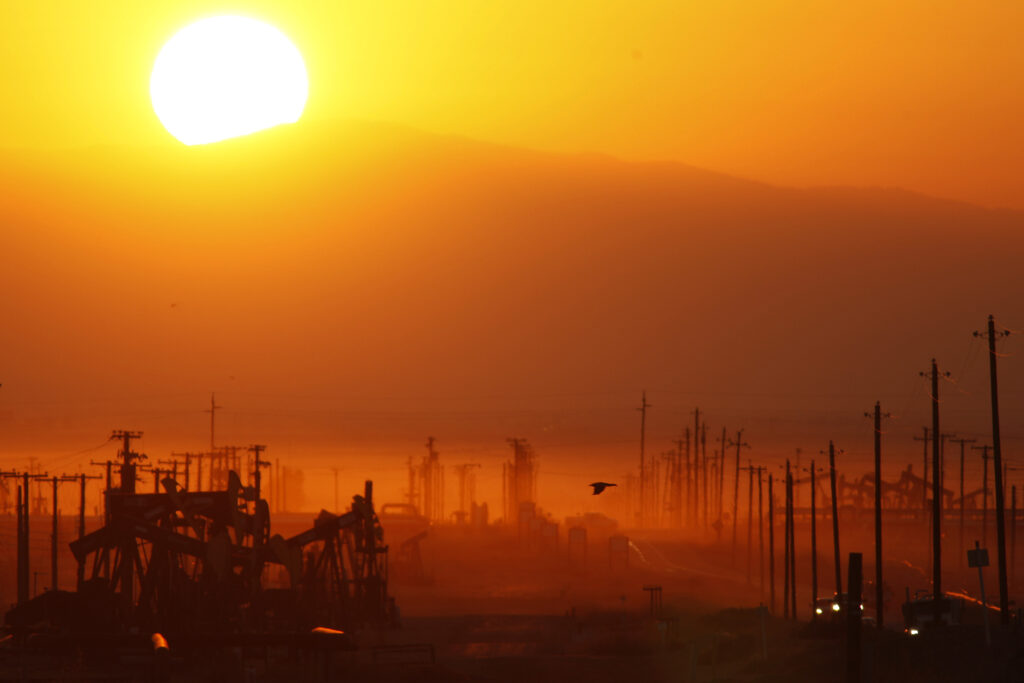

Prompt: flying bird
[589,482,617,495]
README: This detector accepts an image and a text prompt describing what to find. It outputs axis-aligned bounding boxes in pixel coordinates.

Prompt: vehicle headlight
[832,603,841,612]
[859,604,864,610]
[815,607,823,615]
[909,628,919,636]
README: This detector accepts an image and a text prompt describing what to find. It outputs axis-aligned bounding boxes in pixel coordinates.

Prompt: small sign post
[968,541,991,648]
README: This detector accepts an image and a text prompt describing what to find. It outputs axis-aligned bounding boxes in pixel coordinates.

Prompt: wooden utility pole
[729,429,750,558]
[69,473,100,588]
[977,315,1010,624]
[638,392,651,527]
[921,359,947,622]
[951,438,976,567]
[742,460,755,582]
[684,428,692,528]
[783,467,790,619]
[12,471,48,603]
[828,441,842,597]
[249,445,269,502]
[768,474,775,614]
[50,476,59,592]
[808,460,819,616]
[787,462,796,619]
[206,393,222,451]
[757,466,766,601]
[719,426,727,533]
[701,423,708,530]
[693,409,701,526]
[19,479,28,602]
[865,402,890,628]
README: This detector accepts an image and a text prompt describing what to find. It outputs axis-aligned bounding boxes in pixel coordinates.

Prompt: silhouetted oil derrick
[6,458,395,637]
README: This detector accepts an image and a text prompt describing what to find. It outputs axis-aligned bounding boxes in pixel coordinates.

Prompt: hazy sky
[4,1,1024,208]
[3,2,1024,516]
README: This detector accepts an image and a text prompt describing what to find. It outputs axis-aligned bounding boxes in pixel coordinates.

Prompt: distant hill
[1,120,1022,459]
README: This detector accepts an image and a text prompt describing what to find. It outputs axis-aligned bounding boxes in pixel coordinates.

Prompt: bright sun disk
[150,16,308,146]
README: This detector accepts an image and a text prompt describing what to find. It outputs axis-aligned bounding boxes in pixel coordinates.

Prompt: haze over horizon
[4,1,1024,519]
[2,120,1023,516]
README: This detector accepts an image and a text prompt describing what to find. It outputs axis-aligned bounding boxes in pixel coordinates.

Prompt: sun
[150,16,308,146]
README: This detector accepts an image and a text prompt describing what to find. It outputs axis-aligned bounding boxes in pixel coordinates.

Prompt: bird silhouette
[589,482,617,495]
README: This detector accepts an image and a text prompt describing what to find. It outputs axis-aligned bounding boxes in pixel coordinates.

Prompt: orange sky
[3,1,1024,208]
[3,2,1024,517]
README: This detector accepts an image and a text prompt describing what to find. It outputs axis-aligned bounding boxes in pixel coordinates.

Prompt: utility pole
[827,441,842,597]
[729,429,750,559]
[976,315,1010,624]
[783,461,791,619]
[787,461,796,619]
[740,461,756,582]
[693,408,701,528]
[806,460,819,617]
[69,473,100,588]
[638,392,651,527]
[719,427,727,532]
[757,466,766,601]
[333,468,339,510]
[747,461,754,583]
[110,430,145,493]
[865,402,890,628]
[50,476,60,592]
[920,359,948,623]
[768,473,775,614]
[89,459,114,522]
[683,428,692,528]
[951,438,976,567]
[701,422,708,530]
[10,471,48,603]
[249,445,269,501]
[110,430,144,612]
[206,393,222,451]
